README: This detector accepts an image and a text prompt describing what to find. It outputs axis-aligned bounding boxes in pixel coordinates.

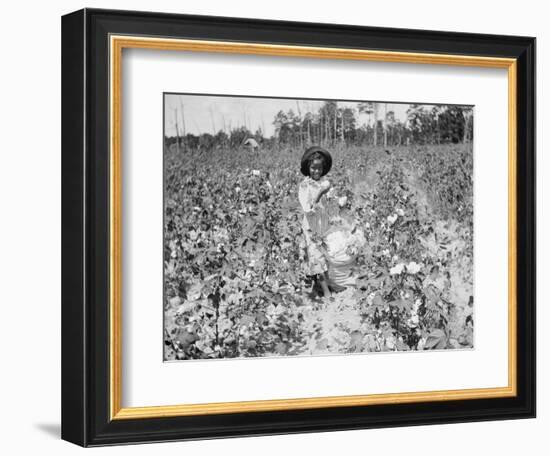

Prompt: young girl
[298,146,335,298]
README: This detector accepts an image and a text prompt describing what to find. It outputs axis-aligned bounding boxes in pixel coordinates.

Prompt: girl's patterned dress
[298,177,331,275]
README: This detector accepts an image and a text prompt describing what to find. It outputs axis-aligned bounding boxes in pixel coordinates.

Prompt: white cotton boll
[396,208,405,216]
[390,263,405,275]
[407,315,419,328]
[252,169,260,176]
[320,180,331,190]
[406,261,422,274]
[338,196,348,207]
[387,214,398,225]
[325,231,348,256]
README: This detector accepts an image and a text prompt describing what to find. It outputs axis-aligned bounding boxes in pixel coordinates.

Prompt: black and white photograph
[163,94,474,361]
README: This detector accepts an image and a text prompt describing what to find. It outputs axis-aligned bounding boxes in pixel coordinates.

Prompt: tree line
[165,101,473,151]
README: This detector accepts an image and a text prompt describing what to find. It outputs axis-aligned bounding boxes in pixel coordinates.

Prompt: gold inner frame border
[109,35,517,420]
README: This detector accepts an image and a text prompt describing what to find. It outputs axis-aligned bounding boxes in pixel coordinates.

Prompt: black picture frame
[62,8,535,447]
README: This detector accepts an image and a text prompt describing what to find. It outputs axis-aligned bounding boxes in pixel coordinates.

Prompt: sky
[164,94,412,138]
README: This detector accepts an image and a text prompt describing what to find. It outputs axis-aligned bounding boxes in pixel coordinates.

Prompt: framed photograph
[61,8,535,447]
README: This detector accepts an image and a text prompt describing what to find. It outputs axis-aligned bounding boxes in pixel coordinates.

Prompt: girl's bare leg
[319,273,331,298]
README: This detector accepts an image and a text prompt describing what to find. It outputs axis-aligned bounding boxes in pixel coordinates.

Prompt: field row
[163,144,473,359]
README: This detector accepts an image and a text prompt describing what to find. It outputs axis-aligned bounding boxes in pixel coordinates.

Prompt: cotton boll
[407,315,419,328]
[390,263,405,275]
[406,261,422,274]
[325,230,348,256]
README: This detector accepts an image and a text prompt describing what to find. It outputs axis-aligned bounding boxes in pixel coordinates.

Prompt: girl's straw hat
[300,146,333,177]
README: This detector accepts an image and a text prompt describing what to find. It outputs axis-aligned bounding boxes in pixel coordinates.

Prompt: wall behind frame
[0,0,544,455]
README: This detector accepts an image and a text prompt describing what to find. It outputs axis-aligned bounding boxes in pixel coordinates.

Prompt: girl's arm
[298,181,315,213]
[314,181,331,204]
[299,180,331,212]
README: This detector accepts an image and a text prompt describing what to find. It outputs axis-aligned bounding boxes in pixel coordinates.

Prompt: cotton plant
[164,143,473,359]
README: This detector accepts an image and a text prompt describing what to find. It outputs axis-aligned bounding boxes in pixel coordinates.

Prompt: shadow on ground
[35,423,60,439]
